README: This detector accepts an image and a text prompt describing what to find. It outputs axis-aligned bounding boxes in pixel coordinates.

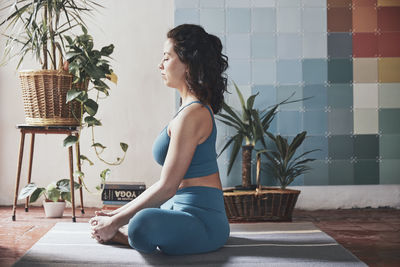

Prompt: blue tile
[227,59,251,85]
[277,0,301,7]
[200,9,225,33]
[226,34,250,59]
[302,7,327,33]
[329,160,355,185]
[303,84,327,110]
[328,33,353,58]
[251,33,276,58]
[303,135,328,160]
[227,8,251,33]
[175,8,200,25]
[251,85,277,110]
[328,109,353,135]
[328,58,353,83]
[252,59,276,84]
[252,8,276,32]
[327,83,353,109]
[277,85,303,110]
[278,111,303,135]
[200,0,224,8]
[290,174,305,186]
[277,59,302,84]
[227,0,251,7]
[302,59,328,85]
[277,7,301,33]
[304,160,329,185]
[277,33,302,59]
[304,110,328,135]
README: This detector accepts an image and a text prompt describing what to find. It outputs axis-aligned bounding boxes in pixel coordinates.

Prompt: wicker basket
[223,187,300,222]
[19,70,86,126]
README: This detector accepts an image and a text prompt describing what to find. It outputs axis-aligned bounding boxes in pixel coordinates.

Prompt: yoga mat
[13,222,366,266]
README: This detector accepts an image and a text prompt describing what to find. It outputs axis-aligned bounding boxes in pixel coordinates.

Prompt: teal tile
[380,134,400,159]
[277,85,303,110]
[252,85,276,110]
[226,34,250,59]
[302,59,328,85]
[354,160,379,185]
[251,33,276,58]
[328,33,353,58]
[227,59,251,84]
[380,159,400,184]
[303,135,328,160]
[278,111,303,135]
[328,109,353,135]
[252,8,276,32]
[303,84,327,110]
[329,160,355,185]
[304,160,329,185]
[328,59,353,83]
[252,60,276,84]
[329,135,354,160]
[354,134,379,159]
[277,59,302,84]
[290,174,304,186]
[227,8,251,33]
[200,9,225,33]
[175,8,200,25]
[379,109,400,134]
[304,111,328,135]
[277,33,302,59]
[327,83,353,109]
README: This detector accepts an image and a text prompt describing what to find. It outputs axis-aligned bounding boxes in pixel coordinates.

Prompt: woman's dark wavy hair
[167,24,228,114]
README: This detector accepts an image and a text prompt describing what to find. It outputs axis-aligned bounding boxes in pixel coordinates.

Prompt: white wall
[0,0,175,207]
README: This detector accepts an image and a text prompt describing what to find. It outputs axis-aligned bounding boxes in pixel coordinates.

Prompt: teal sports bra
[152,101,219,179]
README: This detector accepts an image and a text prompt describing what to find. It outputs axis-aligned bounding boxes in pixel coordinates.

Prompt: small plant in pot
[18,179,81,218]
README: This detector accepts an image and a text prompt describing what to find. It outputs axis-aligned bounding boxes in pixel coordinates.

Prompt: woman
[89,24,229,255]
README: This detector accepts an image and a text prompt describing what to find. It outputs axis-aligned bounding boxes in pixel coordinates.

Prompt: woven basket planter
[19,70,86,126]
[223,187,300,222]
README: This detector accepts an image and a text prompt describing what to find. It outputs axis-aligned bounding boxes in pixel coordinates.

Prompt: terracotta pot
[43,200,66,218]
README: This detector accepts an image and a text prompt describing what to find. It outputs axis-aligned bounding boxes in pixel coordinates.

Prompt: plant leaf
[63,135,78,148]
[80,154,94,165]
[18,183,38,200]
[66,90,82,103]
[120,142,128,152]
[83,99,98,116]
[227,134,244,175]
[47,188,60,202]
[29,188,46,203]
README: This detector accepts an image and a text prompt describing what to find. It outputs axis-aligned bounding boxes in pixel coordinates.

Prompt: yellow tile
[377,0,400,6]
[378,58,400,83]
[353,58,378,83]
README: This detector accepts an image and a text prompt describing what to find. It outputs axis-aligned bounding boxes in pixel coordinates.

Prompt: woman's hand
[90,216,118,243]
[95,210,114,217]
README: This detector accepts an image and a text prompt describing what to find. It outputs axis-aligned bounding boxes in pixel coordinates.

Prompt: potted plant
[218,82,316,221]
[1,1,128,190]
[17,179,81,218]
[0,0,99,125]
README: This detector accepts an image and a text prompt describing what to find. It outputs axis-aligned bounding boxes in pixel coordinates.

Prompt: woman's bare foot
[109,225,130,246]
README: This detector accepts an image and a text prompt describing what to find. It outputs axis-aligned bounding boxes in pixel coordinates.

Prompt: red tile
[328,7,353,32]
[353,33,379,57]
[329,0,353,8]
[378,32,400,57]
[378,7,400,32]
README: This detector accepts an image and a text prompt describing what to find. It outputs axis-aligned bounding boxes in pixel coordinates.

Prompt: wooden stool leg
[68,145,76,222]
[12,131,26,221]
[75,134,85,214]
[25,133,35,212]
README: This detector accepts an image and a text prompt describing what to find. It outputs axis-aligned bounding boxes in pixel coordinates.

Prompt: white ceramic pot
[43,200,66,218]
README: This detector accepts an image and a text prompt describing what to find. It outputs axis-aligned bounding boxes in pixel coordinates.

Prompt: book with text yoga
[101,181,146,202]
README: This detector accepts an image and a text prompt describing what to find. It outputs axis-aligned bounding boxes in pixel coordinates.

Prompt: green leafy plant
[62,28,128,191]
[257,131,318,190]
[217,81,301,188]
[18,179,81,203]
[0,0,99,69]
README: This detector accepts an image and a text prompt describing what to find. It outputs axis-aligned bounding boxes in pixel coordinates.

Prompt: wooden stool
[12,124,85,222]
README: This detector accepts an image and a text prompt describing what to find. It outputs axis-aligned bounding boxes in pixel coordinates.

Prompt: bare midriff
[178,172,222,190]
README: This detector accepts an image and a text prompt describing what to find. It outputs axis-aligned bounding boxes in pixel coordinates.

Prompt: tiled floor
[0,206,399,267]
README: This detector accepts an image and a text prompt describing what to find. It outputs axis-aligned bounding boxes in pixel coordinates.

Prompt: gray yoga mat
[13,222,366,267]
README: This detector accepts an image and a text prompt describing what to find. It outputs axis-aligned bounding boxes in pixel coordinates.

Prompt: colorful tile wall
[174,0,400,186]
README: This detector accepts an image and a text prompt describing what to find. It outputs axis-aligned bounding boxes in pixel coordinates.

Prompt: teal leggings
[127,186,230,255]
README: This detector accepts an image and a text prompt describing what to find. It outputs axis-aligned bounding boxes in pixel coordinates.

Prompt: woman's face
[159,38,187,89]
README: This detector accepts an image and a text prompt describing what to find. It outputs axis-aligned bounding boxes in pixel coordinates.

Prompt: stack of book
[102,181,146,209]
